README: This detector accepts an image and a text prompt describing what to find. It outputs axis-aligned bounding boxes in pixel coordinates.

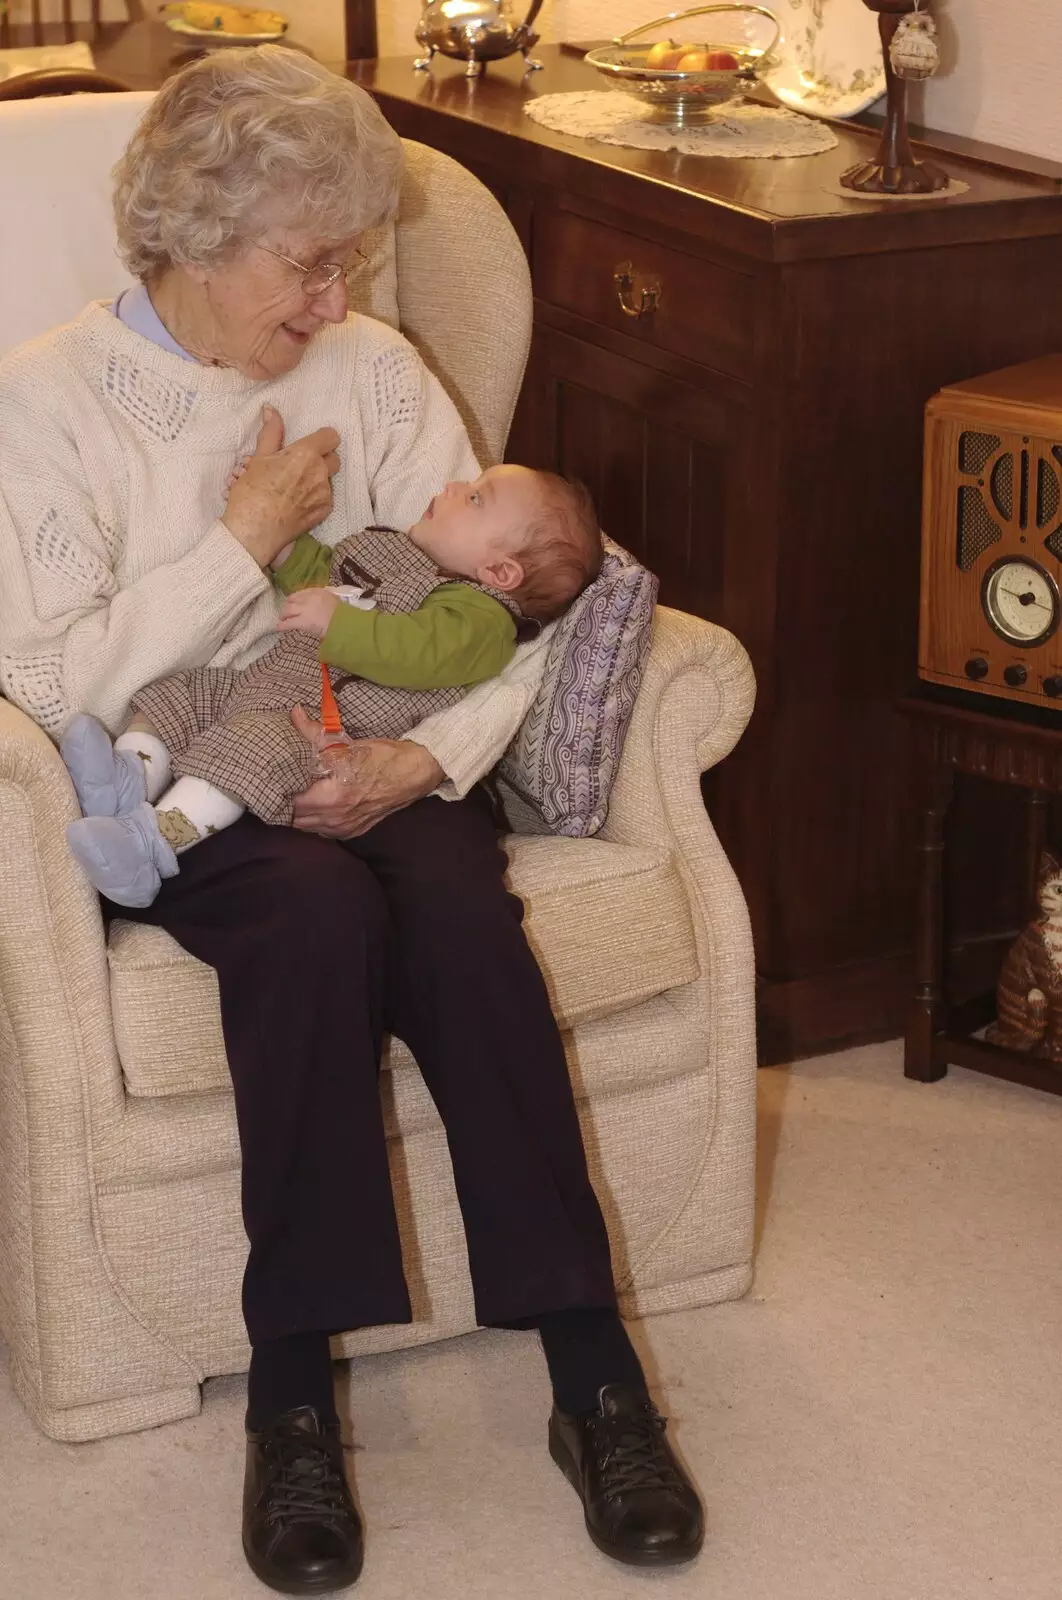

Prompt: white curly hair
[112,46,403,280]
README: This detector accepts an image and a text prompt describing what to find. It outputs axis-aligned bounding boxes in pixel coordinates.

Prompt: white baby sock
[154,776,245,854]
[115,730,172,803]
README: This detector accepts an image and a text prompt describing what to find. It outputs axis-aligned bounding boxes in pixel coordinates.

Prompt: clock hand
[1000,586,1052,612]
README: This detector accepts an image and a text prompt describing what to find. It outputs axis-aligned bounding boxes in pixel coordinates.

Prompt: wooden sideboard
[355,48,1062,1061]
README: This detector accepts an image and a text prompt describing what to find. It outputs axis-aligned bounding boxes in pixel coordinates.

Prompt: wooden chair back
[0,0,103,49]
[345,0,377,59]
[0,66,130,98]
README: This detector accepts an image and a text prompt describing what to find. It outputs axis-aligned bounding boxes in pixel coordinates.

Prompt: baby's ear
[479,555,524,594]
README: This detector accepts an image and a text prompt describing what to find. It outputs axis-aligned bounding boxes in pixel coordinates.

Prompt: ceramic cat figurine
[987,849,1062,1063]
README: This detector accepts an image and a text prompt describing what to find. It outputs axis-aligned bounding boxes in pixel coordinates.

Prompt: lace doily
[524,91,839,159]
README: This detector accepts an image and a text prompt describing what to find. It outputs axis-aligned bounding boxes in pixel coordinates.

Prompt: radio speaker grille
[959,431,999,473]
[956,486,1001,570]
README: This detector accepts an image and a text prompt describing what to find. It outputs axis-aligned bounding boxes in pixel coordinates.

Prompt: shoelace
[260,1434,350,1528]
[591,1407,684,1499]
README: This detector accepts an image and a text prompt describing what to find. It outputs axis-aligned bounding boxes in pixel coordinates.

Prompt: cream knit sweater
[0,303,551,797]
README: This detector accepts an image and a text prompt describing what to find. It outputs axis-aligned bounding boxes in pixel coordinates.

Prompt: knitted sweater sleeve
[355,325,548,795]
[0,389,269,736]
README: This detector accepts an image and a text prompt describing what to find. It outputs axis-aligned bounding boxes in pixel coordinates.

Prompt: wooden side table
[900,685,1062,1096]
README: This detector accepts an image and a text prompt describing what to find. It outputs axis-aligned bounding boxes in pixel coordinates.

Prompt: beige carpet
[3,1040,1062,1600]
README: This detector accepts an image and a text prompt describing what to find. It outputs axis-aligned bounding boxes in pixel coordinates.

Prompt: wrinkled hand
[222,406,340,568]
[288,706,444,838]
[278,587,341,639]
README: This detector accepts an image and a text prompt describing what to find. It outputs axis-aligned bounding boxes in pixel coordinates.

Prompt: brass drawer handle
[614,260,661,319]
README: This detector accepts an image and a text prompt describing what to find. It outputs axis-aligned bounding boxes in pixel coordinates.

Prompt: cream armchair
[0,93,757,1443]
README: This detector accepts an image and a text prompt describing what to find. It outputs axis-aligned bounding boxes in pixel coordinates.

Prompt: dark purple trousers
[118,786,617,1345]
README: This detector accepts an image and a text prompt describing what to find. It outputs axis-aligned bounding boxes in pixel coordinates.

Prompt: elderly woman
[0,48,702,1593]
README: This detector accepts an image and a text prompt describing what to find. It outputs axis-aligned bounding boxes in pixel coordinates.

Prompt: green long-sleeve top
[274,533,517,690]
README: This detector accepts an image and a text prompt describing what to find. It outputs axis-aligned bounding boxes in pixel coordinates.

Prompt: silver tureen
[414,0,545,77]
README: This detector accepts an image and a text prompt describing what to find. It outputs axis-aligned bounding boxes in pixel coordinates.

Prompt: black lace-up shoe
[549,1383,704,1567]
[243,1406,364,1595]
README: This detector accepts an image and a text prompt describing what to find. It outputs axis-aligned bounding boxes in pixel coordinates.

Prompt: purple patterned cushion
[498,537,658,837]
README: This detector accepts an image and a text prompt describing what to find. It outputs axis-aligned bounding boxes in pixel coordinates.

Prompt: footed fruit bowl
[586,3,781,126]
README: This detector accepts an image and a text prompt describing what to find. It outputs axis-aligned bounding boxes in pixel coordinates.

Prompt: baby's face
[409,464,542,590]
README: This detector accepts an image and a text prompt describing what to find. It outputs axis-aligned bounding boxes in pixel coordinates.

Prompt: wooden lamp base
[841,2,951,197]
[842,154,950,196]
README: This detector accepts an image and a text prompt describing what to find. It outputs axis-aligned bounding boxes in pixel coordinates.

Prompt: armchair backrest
[393,141,531,467]
[0,94,531,466]
[0,92,147,355]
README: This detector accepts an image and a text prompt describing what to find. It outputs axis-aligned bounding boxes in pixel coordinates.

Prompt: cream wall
[376,0,436,56]
[910,0,1062,163]
[368,0,1062,165]
[285,0,347,62]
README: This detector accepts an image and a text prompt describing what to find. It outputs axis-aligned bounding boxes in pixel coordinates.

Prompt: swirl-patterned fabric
[499,537,658,837]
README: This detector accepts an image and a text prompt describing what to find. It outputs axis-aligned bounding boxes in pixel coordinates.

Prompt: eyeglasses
[254,242,370,296]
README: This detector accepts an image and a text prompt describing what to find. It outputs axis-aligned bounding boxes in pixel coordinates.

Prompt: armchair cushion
[107,833,699,1100]
[498,539,658,838]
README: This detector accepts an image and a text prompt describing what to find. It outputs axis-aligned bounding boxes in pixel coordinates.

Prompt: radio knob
[965,657,989,681]
[1044,676,1062,698]
[1004,664,1028,687]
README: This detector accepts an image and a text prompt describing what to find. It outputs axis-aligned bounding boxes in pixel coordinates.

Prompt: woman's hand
[289,706,444,838]
[278,588,340,639]
[222,407,340,568]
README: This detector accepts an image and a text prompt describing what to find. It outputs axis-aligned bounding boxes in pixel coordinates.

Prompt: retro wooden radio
[920,354,1062,708]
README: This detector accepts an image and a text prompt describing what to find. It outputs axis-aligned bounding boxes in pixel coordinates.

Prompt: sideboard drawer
[533,209,755,380]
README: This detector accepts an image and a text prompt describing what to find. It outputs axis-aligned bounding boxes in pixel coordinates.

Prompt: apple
[676,48,710,71]
[706,49,740,70]
[646,38,681,68]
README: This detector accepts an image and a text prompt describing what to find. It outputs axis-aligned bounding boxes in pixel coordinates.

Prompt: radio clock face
[981,558,1060,647]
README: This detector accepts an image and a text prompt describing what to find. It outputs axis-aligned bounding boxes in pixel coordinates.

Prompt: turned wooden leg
[905,754,955,1082]
[1024,787,1048,921]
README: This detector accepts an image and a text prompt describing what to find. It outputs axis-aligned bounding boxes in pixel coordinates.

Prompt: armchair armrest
[0,699,203,1438]
[0,697,125,1133]
[601,606,758,1094]
[601,605,756,850]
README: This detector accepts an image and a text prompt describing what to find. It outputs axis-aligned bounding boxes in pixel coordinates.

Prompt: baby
[62,463,602,907]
